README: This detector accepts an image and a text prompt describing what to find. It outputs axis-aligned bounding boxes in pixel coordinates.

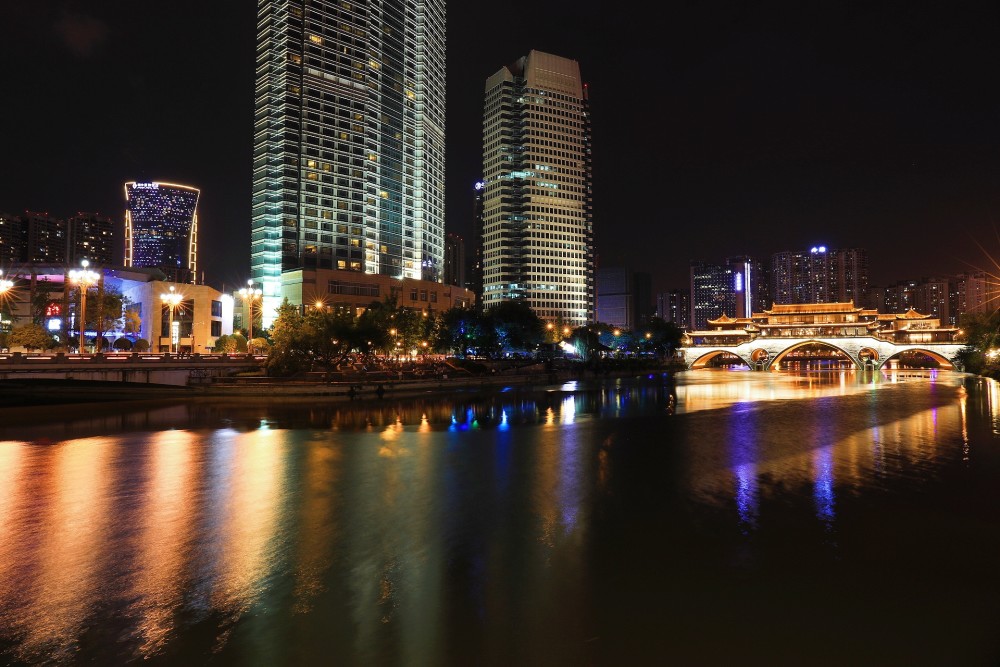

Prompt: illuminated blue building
[124,181,200,283]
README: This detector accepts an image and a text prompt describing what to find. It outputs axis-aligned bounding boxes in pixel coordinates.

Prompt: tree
[436,307,493,357]
[487,301,544,356]
[123,306,142,338]
[9,323,55,351]
[643,317,685,359]
[956,311,1000,374]
[302,307,355,371]
[569,326,605,363]
[265,298,311,376]
[89,286,125,352]
[213,334,238,353]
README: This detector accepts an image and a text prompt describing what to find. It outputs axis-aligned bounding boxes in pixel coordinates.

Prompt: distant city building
[0,212,26,265]
[282,267,474,319]
[1,265,229,353]
[657,288,691,330]
[124,181,200,283]
[596,267,652,330]
[771,245,869,305]
[67,212,115,266]
[481,50,594,327]
[24,211,67,265]
[468,180,485,309]
[0,211,116,267]
[689,256,768,330]
[949,272,994,323]
[250,0,448,327]
[444,233,466,288]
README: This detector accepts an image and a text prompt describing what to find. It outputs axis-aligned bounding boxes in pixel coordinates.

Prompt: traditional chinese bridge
[678,302,967,371]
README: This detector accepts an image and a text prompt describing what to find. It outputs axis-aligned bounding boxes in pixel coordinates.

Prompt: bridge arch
[879,347,957,370]
[687,349,752,370]
[768,340,861,370]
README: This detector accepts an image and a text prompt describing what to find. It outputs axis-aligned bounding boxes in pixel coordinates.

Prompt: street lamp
[0,270,13,335]
[239,280,262,354]
[69,260,100,354]
[160,286,183,354]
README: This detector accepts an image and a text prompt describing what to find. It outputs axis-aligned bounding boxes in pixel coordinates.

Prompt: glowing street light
[239,280,262,354]
[0,270,13,334]
[69,260,100,354]
[160,286,183,354]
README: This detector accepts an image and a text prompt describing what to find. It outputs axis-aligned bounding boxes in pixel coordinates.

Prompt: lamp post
[161,286,183,354]
[239,280,262,354]
[69,260,100,354]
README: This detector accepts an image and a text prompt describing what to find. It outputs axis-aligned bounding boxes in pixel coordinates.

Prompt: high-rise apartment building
[251,0,447,325]
[124,181,200,283]
[656,289,691,330]
[771,245,869,305]
[481,50,594,327]
[1,211,115,267]
[67,212,115,266]
[24,211,67,265]
[0,213,26,265]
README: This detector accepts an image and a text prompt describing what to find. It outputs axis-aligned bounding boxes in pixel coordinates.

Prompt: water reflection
[2,369,1000,664]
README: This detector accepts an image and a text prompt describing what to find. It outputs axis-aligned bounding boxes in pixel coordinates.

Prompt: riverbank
[0,362,679,408]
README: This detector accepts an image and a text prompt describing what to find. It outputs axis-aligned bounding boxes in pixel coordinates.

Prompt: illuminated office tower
[481,50,594,327]
[251,0,447,325]
[124,181,200,283]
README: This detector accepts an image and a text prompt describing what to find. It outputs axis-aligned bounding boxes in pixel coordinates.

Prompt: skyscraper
[251,0,447,325]
[481,50,594,327]
[124,181,200,283]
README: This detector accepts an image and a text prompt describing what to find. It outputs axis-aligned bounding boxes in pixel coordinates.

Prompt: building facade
[444,232,465,288]
[124,182,200,283]
[281,267,473,318]
[596,267,652,330]
[480,50,594,327]
[251,0,447,327]
[1,265,230,353]
[771,245,869,305]
[0,211,115,267]
[689,256,768,330]
[68,212,115,266]
[656,288,691,330]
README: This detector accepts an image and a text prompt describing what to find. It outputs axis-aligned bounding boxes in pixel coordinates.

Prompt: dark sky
[3,2,1000,296]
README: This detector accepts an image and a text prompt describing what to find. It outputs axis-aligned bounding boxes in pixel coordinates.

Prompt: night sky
[3,2,1000,296]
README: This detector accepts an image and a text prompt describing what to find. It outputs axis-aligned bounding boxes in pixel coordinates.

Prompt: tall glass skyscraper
[481,50,594,327]
[124,182,200,283]
[252,0,447,325]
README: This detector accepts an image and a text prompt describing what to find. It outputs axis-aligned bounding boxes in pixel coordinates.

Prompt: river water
[2,368,1000,666]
